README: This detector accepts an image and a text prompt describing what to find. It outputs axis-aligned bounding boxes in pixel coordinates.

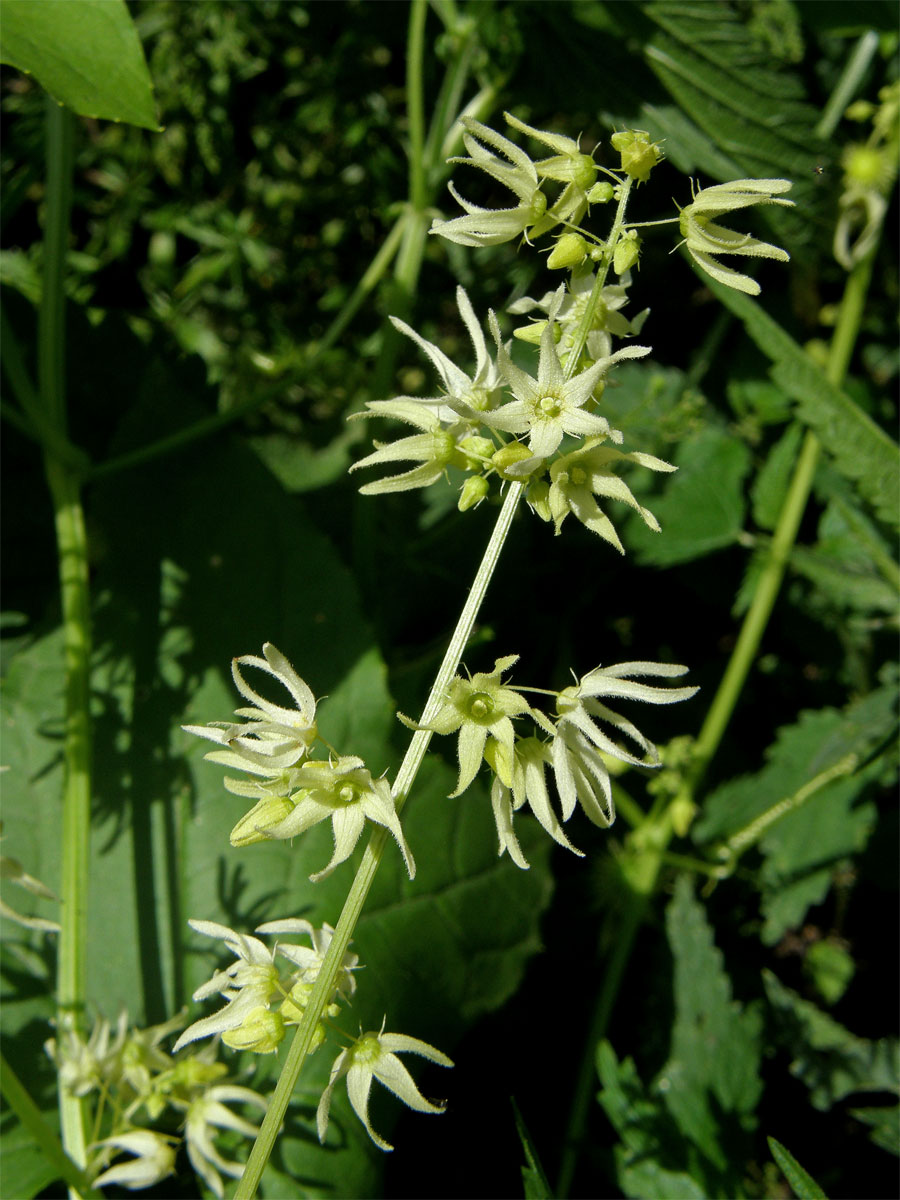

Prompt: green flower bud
[588,181,615,204]
[491,443,536,479]
[613,230,641,276]
[458,435,495,467]
[230,794,297,846]
[484,736,514,788]
[222,1006,284,1054]
[458,475,490,512]
[527,478,552,522]
[842,143,887,188]
[548,232,587,269]
[610,130,662,184]
[513,319,549,345]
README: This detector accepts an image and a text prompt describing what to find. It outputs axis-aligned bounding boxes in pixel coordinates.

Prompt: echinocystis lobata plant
[64,116,792,1194]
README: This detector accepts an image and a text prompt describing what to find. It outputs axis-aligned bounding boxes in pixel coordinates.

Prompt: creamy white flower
[317,1027,453,1152]
[184,1085,266,1199]
[264,755,416,881]
[93,1130,178,1191]
[678,178,794,296]
[486,735,583,869]
[430,117,548,247]
[173,920,282,1052]
[485,289,648,459]
[552,662,699,824]
[548,437,676,554]
[183,643,317,774]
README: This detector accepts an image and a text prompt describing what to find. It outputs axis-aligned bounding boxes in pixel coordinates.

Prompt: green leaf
[596,879,762,1198]
[706,281,900,528]
[752,421,804,532]
[640,0,823,246]
[625,426,752,566]
[512,1100,554,1200]
[763,971,900,1110]
[694,682,896,942]
[847,1105,900,1156]
[595,1042,707,1200]
[767,1136,828,1200]
[661,876,762,1161]
[0,0,160,130]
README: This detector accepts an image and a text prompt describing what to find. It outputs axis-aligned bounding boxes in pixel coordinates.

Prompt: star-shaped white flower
[484,288,649,459]
[430,117,548,247]
[551,662,698,825]
[265,755,416,881]
[317,1026,453,1152]
[184,1085,267,1199]
[678,178,794,296]
[93,1130,178,1192]
[183,643,317,774]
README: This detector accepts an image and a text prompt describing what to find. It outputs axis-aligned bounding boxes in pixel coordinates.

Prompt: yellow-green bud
[222,1006,284,1054]
[230,795,296,846]
[458,475,490,511]
[458,435,495,467]
[548,232,587,270]
[483,737,513,788]
[513,319,549,345]
[842,143,887,188]
[527,478,552,522]
[610,130,662,184]
[613,230,641,276]
[588,181,615,204]
[491,443,535,479]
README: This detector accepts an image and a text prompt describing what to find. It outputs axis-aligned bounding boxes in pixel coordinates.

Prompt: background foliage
[1,1,897,1197]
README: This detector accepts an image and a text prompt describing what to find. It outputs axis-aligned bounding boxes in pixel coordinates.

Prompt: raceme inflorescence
[158,113,792,1187]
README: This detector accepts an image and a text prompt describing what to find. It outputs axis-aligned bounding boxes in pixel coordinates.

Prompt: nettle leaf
[661,877,762,1163]
[0,0,160,130]
[597,879,762,1198]
[595,1042,707,1200]
[752,421,804,532]
[624,425,752,566]
[695,682,897,943]
[763,972,900,1111]
[640,0,823,246]
[707,282,900,528]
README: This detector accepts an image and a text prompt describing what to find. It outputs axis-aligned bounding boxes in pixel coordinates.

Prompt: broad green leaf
[706,281,900,528]
[0,1122,61,1200]
[596,879,762,1198]
[595,1042,708,1200]
[763,972,900,1111]
[625,425,751,565]
[847,1105,900,1156]
[767,1136,828,1200]
[661,876,762,1160]
[695,681,898,845]
[0,0,160,131]
[694,683,895,941]
[640,1,823,245]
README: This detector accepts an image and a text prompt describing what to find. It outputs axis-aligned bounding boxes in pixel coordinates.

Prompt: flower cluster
[46,1011,266,1198]
[352,283,671,555]
[406,656,698,868]
[183,643,414,881]
[175,918,358,1056]
[178,918,450,1154]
